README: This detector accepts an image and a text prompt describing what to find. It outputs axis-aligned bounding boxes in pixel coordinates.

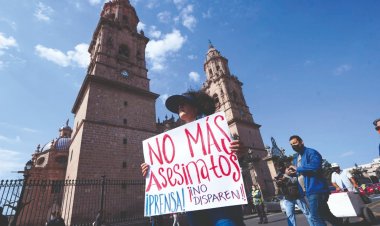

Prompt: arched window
[37,157,46,166]
[213,94,220,108]
[118,44,129,58]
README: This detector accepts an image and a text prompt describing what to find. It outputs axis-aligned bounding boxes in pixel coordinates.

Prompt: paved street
[244,199,380,226]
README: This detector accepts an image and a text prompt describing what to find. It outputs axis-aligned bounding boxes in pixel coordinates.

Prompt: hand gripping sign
[143,112,247,216]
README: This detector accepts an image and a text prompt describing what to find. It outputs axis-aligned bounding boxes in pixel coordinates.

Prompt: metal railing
[0,178,150,226]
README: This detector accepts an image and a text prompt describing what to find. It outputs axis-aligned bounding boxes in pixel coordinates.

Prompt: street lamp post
[94,175,106,226]
[11,160,32,226]
[100,175,106,221]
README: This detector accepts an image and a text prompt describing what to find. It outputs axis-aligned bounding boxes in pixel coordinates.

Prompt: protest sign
[143,111,247,217]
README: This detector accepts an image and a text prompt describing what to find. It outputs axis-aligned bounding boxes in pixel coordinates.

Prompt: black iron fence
[0,178,150,226]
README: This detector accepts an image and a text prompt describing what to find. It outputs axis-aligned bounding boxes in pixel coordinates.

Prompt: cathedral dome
[40,140,54,152]
[39,120,73,153]
[40,137,71,152]
[55,137,71,150]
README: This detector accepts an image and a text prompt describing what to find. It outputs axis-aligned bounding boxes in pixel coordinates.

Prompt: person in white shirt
[330,163,358,192]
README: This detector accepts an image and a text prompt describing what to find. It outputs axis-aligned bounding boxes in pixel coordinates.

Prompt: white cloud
[0,33,18,49]
[146,29,186,72]
[34,2,54,22]
[148,26,161,39]
[182,15,196,31]
[0,148,24,178]
[304,60,313,66]
[22,128,38,133]
[0,134,21,143]
[202,9,212,18]
[146,0,159,9]
[88,0,101,5]
[340,151,354,157]
[178,5,197,31]
[2,53,25,69]
[0,34,19,70]
[130,0,141,6]
[35,45,70,67]
[173,15,180,24]
[334,64,352,76]
[157,11,171,23]
[137,22,146,32]
[0,18,17,30]
[0,149,20,158]
[0,122,36,132]
[189,71,200,82]
[188,55,197,60]
[87,0,109,6]
[171,1,197,31]
[35,43,90,68]
[173,0,187,9]
[73,2,82,10]
[68,44,90,68]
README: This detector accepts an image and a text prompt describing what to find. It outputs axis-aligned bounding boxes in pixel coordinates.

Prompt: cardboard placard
[143,112,247,216]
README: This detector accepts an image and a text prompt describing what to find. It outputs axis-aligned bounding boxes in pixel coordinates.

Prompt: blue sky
[0,0,379,179]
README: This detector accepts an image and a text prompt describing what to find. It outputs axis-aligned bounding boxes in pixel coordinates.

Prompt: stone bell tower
[63,0,158,223]
[66,0,158,181]
[202,42,275,196]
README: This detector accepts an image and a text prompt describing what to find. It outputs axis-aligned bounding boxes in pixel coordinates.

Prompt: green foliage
[321,159,333,184]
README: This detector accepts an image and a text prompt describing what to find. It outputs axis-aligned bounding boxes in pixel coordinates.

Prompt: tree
[350,164,372,185]
[321,159,334,184]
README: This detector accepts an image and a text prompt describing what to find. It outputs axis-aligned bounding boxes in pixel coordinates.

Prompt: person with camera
[275,161,313,226]
[289,135,344,226]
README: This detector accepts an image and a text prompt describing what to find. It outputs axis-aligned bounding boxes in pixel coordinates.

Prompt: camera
[274,173,284,181]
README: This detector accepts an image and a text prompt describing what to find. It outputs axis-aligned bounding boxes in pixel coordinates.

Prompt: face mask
[292,145,302,152]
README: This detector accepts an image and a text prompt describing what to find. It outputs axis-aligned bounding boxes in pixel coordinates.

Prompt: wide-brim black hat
[165,94,197,114]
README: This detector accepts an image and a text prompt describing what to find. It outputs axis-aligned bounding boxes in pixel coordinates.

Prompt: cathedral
[19,0,277,225]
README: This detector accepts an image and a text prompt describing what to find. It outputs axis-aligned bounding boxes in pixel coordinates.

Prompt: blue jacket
[293,147,329,196]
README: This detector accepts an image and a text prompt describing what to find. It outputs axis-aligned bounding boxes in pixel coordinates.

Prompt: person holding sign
[141,90,246,226]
